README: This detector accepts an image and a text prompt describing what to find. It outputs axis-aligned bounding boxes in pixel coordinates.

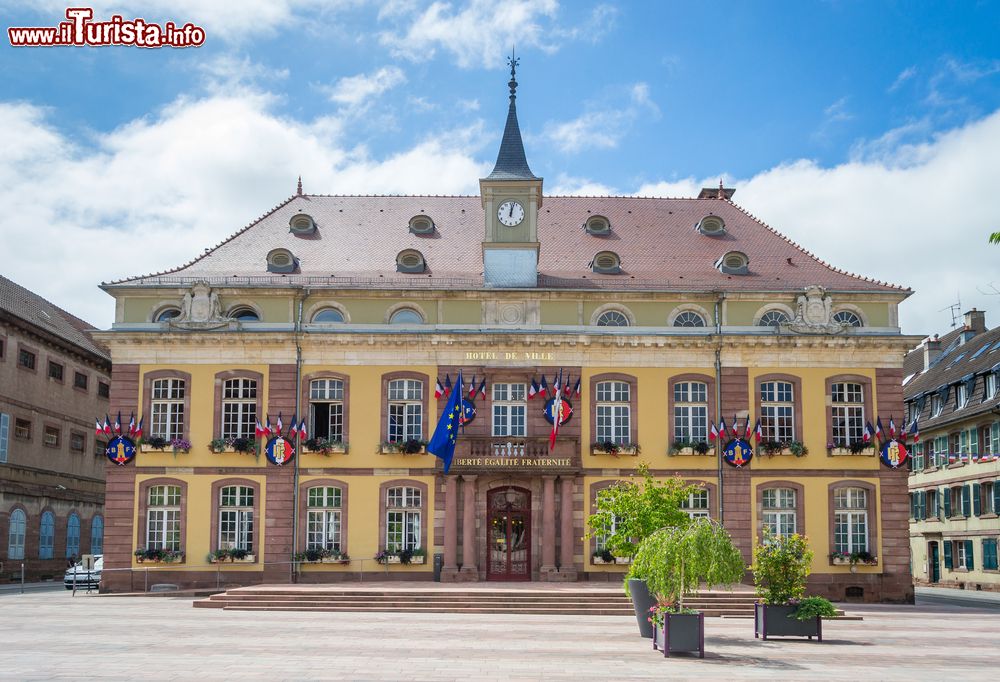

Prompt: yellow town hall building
[97,65,919,601]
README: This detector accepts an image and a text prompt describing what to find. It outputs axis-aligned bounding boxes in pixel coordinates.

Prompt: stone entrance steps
[194,586,761,617]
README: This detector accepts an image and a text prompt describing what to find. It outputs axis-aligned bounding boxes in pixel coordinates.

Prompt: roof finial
[296,175,303,196]
[718,177,724,199]
[507,46,519,99]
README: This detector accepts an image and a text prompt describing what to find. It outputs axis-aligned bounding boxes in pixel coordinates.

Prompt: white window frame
[387,379,423,443]
[834,487,869,554]
[931,395,943,417]
[762,488,797,538]
[596,381,630,444]
[673,381,708,443]
[151,378,185,440]
[386,486,421,551]
[831,382,865,445]
[218,485,254,552]
[306,486,343,552]
[956,383,969,409]
[760,381,795,442]
[7,508,25,560]
[956,541,968,569]
[986,374,998,401]
[222,378,257,440]
[680,490,710,519]
[991,422,1000,456]
[492,383,526,437]
[146,485,181,551]
[310,379,345,442]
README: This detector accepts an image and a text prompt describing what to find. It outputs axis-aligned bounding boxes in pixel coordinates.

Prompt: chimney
[923,335,941,371]
[964,308,986,335]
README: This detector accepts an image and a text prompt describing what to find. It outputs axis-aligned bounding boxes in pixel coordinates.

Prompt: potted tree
[752,530,837,640]
[634,520,745,658]
[588,464,698,638]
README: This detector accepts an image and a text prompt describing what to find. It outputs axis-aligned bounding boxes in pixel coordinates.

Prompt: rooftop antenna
[939,294,961,328]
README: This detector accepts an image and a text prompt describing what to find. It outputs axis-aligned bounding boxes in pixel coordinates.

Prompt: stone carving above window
[174,282,229,329]
[786,286,844,334]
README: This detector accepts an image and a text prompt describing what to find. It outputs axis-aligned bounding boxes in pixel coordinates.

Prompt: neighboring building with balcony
[95,66,918,601]
[0,275,111,582]
[905,309,1000,591]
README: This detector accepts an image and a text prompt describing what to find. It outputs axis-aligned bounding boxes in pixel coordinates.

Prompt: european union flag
[427,372,463,473]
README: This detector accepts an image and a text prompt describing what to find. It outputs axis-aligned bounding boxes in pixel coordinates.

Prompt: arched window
[833,310,863,327]
[834,487,869,553]
[389,308,423,325]
[39,511,54,559]
[758,310,790,327]
[155,307,181,323]
[66,513,80,558]
[596,310,630,327]
[266,248,297,273]
[673,311,706,328]
[311,308,345,323]
[591,251,622,274]
[696,215,726,235]
[408,215,434,234]
[386,486,422,551]
[396,250,426,273]
[306,486,343,552]
[7,509,26,560]
[584,215,611,235]
[229,307,260,322]
[289,213,316,234]
[716,251,749,275]
[90,515,104,555]
[763,488,797,538]
[218,486,254,553]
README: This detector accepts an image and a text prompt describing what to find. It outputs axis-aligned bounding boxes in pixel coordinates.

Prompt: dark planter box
[628,578,657,638]
[653,612,705,658]
[754,603,822,641]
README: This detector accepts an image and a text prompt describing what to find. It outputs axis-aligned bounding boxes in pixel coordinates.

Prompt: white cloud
[888,65,917,93]
[548,173,616,196]
[377,0,566,68]
[0,94,487,329]
[1,1,347,42]
[197,54,289,92]
[639,111,1000,334]
[325,66,407,107]
[543,82,658,153]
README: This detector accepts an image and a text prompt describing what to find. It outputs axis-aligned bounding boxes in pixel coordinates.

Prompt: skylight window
[948,353,966,368]
[970,344,989,360]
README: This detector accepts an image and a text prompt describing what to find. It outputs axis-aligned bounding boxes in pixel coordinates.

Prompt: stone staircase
[193,584,762,617]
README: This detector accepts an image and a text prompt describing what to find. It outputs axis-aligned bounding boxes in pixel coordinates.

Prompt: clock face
[497,200,525,227]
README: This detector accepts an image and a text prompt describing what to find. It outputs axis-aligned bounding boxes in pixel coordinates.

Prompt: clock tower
[480,53,543,288]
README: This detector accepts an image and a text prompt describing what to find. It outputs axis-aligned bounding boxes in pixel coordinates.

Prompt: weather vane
[507,46,519,97]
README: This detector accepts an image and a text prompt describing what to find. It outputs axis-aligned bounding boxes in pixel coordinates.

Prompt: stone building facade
[0,275,111,582]
[96,68,918,601]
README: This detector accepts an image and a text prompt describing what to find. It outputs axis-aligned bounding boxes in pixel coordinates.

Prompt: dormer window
[696,215,726,236]
[289,213,316,235]
[266,248,298,273]
[396,249,426,273]
[408,215,435,234]
[716,251,749,275]
[591,251,621,274]
[584,215,611,235]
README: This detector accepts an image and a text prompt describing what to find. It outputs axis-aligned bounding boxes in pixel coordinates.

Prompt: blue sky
[2,1,999,333]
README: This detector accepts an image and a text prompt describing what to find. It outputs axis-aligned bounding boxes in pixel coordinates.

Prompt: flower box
[210,554,256,564]
[592,555,632,565]
[754,603,823,641]
[590,445,638,456]
[134,549,185,565]
[653,612,705,658]
[831,556,877,567]
[669,446,713,456]
[828,447,874,456]
[385,554,426,564]
[380,443,426,455]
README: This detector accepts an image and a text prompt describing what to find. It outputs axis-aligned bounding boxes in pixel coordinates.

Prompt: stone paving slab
[0,592,998,680]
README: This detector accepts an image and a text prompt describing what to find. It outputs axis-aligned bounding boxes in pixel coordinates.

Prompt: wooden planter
[754,603,822,641]
[653,612,705,658]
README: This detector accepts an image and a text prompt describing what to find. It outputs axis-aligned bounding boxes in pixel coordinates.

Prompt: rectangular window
[912,442,924,471]
[956,541,968,569]
[310,379,345,442]
[14,418,31,441]
[594,511,618,553]
[834,487,869,553]
[94,439,106,457]
[680,489,710,519]
[222,378,257,439]
[934,435,949,467]
[986,374,997,401]
[18,348,36,370]
[926,489,937,520]
[983,482,995,515]
[48,361,64,381]
[73,372,88,390]
[760,381,794,442]
[98,382,110,398]
[983,539,999,571]
[931,395,943,418]
[831,382,865,445]
[69,432,85,453]
[492,383,527,437]
[956,383,968,409]
[306,486,342,552]
[596,381,630,444]
[146,485,181,551]
[43,425,60,448]
[219,485,254,552]
[762,488,797,538]
[992,422,1000,456]
[673,382,708,443]
[0,413,8,463]
[151,378,186,440]
[387,379,423,442]
[386,486,421,551]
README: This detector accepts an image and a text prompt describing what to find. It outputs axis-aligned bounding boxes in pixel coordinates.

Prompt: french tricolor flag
[528,378,539,400]
[709,422,719,442]
[434,377,444,399]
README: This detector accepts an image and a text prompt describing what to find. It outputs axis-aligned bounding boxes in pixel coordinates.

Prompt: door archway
[486,486,531,581]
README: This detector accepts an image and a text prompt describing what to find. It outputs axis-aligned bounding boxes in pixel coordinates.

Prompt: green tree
[631,520,746,612]
[751,529,814,605]
[991,231,1000,244]
[586,463,698,559]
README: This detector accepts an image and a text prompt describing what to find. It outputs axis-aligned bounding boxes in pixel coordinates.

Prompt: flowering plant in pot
[633,520,745,658]
[752,530,832,640]
[587,463,699,638]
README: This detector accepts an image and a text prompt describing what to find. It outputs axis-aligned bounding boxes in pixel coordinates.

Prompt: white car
[63,555,102,590]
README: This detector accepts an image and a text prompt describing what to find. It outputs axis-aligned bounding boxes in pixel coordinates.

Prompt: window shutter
[919,491,927,520]
[0,413,8,464]
[962,485,972,517]
[943,540,953,569]
[995,479,1000,516]
[943,488,952,518]
[909,494,916,520]
[965,540,974,570]
[973,483,982,516]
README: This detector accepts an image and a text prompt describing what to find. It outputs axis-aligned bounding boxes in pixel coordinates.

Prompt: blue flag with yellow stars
[427,371,463,473]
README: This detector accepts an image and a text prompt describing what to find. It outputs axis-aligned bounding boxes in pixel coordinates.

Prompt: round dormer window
[592,251,621,274]
[696,215,726,235]
[396,249,426,273]
[585,215,611,235]
[266,248,297,273]
[716,251,749,275]
[289,213,316,234]
[408,215,435,234]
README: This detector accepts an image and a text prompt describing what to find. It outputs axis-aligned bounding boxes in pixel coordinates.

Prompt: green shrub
[752,530,813,605]
[793,596,837,620]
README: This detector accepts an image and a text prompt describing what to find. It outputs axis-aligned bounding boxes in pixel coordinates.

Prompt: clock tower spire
[480,49,543,288]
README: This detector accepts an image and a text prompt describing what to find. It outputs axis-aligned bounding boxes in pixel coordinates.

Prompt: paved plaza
[1,591,998,680]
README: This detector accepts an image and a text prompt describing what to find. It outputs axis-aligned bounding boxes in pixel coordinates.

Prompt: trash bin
[433,552,444,582]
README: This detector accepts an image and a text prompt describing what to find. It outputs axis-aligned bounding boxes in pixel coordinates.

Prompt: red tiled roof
[107,194,909,293]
